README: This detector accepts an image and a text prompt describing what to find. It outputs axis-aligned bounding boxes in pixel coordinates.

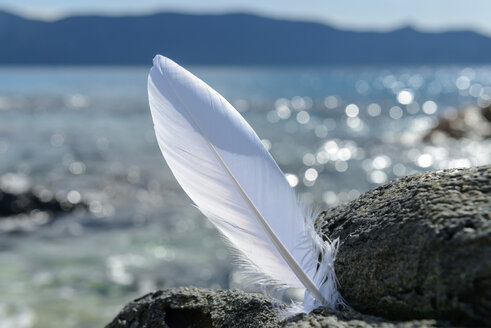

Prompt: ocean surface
[0,64,490,327]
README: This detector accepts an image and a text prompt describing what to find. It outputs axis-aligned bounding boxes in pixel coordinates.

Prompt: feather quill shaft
[148,55,340,312]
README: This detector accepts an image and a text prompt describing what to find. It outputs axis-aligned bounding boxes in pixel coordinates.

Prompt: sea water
[0,65,490,327]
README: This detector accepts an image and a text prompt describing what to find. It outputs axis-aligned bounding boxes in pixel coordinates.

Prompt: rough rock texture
[106,288,279,328]
[106,287,439,328]
[108,166,490,327]
[317,165,490,325]
[284,306,438,327]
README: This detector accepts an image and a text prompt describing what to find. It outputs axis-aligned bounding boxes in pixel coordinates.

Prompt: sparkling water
[0,65,490,327]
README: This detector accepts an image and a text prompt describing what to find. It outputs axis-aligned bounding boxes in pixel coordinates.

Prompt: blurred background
[1,1,490,327]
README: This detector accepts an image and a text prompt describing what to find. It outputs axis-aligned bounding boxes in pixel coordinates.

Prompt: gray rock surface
[106,287,279,328]
[284,306,438,327]
[106,287,438,328]
[317,165,490,325]
[108,166,490,327]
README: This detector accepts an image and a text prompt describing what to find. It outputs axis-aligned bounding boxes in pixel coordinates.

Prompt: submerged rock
[317,165,490,325]
[0,187,86,233]
[106,287,438,328]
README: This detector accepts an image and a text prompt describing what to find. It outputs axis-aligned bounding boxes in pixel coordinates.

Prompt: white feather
[148,55,341,312]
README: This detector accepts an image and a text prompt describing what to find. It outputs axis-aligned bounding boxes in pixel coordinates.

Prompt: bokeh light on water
[0,65,490,327]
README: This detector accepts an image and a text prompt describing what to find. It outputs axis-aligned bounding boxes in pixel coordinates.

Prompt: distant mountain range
[1,10,491,66]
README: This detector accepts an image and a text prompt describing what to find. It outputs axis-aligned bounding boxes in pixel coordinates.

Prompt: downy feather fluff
[148,55,341,312]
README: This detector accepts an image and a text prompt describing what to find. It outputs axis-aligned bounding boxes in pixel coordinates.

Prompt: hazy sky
[2,0,490,36]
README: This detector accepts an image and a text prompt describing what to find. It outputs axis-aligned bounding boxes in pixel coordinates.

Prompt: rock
[482,105,491,122]
[108,166,490,327]
[423,105,491,142]
[106,287,439,328]
[284,306,438,327]
[106,287,279,328]
[317,165,490,325]
[0,187,86,233]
